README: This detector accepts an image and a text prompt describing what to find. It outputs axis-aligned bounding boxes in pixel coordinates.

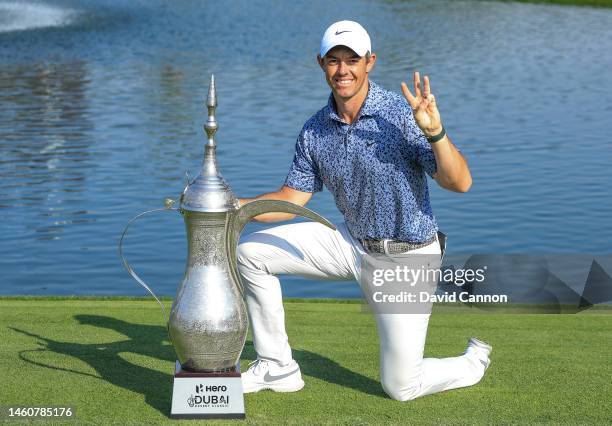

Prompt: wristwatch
[426,127,446,143]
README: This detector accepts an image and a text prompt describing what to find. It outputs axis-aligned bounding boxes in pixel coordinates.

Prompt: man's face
[318,46,376,101]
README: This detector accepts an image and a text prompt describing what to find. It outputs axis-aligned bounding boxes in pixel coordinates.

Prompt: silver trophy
[119,75,335,418]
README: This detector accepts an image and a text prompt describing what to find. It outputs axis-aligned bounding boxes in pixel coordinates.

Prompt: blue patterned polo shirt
[284,80,438,243]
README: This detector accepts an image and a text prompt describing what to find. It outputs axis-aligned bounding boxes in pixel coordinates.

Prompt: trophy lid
[180,75,239,213]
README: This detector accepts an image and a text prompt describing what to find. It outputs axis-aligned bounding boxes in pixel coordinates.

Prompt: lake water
[1,0,611,298]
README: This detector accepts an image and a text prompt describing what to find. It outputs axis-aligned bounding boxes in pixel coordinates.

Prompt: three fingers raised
[401,72,433,109]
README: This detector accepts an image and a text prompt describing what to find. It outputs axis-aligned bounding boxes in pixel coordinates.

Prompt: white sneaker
[241,359,304,393]
[464,337,493,371]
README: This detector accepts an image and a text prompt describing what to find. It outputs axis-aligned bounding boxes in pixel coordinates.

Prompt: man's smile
[335,78,355,87]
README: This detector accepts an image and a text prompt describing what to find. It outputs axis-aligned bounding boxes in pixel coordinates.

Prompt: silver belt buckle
[382,239,390,255]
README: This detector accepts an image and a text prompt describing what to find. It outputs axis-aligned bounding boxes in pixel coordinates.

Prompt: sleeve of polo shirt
[284,130,323,193]
[401,102,438,178]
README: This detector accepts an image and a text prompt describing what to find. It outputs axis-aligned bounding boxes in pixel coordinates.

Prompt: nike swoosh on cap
[263,369,299,381]
[335,30,351,35]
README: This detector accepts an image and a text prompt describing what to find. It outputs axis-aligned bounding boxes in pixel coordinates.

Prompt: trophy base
[170,361,245,419]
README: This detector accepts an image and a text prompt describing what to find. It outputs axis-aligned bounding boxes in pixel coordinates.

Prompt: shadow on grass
[241,341,386,398]
[11,315,175,416]
[11,314,385,417]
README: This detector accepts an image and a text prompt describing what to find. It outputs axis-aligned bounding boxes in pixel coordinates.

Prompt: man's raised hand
[401,72,443,137]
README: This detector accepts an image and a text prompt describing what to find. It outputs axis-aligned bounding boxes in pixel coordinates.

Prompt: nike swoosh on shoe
[263,369,299,382]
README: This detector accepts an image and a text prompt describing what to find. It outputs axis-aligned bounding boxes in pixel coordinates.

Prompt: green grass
[1,298,611,425]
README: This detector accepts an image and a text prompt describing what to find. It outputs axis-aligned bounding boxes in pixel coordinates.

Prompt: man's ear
[366,53,377,72]
[317,54,324,70]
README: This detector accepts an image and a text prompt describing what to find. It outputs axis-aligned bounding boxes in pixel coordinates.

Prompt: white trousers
[236,221,486,401]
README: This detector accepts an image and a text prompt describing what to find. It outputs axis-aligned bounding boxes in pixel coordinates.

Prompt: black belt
[359,235,436,254]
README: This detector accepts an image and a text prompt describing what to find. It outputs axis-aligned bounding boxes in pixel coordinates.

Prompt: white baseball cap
[319,20,372,58]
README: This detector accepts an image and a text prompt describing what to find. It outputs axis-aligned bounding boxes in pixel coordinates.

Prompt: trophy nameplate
[170,361,245,419]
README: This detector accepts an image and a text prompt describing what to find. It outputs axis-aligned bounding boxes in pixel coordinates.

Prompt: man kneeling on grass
[236,20,491,401]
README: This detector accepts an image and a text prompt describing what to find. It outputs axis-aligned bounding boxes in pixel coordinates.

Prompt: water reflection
[0,61,95,239]
[144,63,197,173]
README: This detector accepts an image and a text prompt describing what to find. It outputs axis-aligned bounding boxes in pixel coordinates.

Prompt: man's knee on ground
[381,378,421,402]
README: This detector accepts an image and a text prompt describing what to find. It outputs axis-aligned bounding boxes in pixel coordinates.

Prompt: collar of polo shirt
[326,80,383,123]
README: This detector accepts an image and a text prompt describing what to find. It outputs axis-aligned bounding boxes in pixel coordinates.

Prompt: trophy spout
[226,200,336,296]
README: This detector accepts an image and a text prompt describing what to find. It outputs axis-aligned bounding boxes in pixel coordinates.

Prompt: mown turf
[1,298,611,425]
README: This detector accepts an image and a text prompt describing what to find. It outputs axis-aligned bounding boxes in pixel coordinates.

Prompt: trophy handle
[118,205,179,316]
[226,200,336,297]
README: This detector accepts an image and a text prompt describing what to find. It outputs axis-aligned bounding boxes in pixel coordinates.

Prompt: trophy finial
[204,74,217,147]
[180,73,237,212]
[207,74,216,107]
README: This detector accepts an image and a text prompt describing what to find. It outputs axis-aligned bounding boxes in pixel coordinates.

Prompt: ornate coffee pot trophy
[119,75,335,419]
